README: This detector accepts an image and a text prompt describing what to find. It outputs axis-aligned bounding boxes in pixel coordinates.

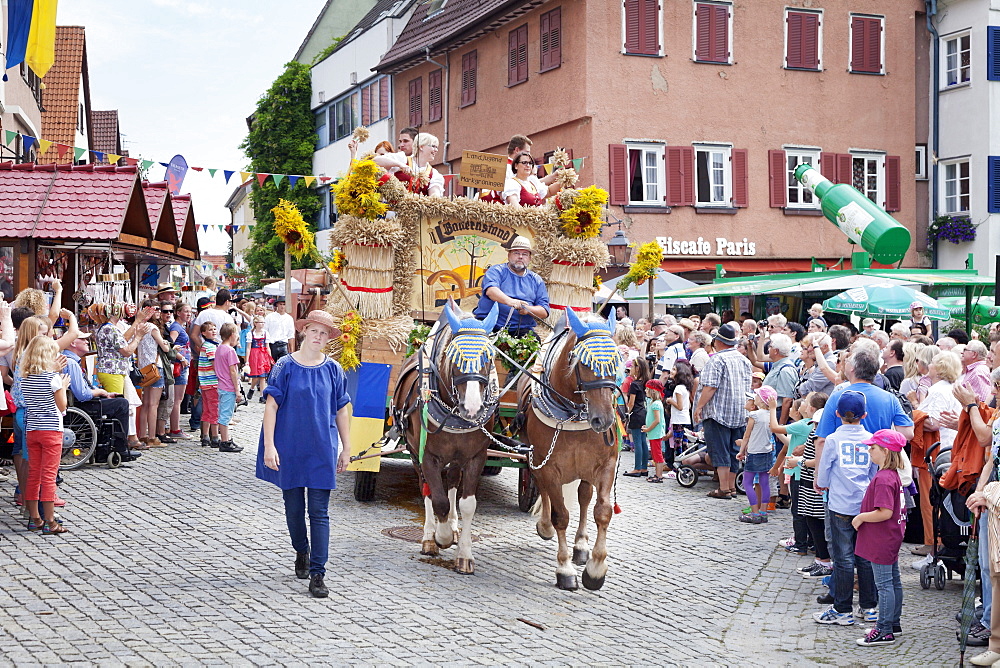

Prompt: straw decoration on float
[351,126,370,144]
[271,199,318,260]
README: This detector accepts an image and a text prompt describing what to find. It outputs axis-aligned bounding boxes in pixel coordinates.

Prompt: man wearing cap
[654,325,687,380]
[473,236,549,337]
[155,283,178,303]
[900,302,932,333]
[693,322,752,499]
[264,299,296,362]
[62,336,135,457]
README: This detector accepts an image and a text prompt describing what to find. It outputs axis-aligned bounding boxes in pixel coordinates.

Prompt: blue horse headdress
[443,302,498,374]
[565,307,621,378]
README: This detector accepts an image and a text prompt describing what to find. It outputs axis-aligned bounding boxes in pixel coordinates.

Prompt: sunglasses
[516,161,535,166]
[161,309,174,314]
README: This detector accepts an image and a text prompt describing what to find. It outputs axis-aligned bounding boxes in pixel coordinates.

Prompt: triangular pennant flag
[272,174,286,187]
[56,144,70,158]
[159,162,169,168]
[107,154,121,164]
[3,130,17,146]
[191,166,203,172]
[208,169,217,178]
[543,164,553,175]
[92,151,105,162]
[22,136,35,153]
[74,147,86,161]
[287,175,300,188]
[255,173,269,187]
[319,176,331,183]
[37,139,52,154]
[442,174,456,185]
[125,157,138,166]
[141,159,154,170]
[304,176,316,187]
[239,171,252,184]
[201,225,208,233]
[223,170,234,183]
[572,158,582,171]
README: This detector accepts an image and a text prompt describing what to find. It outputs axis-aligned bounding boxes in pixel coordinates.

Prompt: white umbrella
[262,277,303,296]
[602,269,710,305]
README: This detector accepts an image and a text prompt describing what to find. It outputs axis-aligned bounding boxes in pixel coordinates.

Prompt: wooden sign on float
[458,150,507,191]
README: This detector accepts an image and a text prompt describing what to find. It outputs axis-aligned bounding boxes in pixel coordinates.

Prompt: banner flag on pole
[239,171,251,184]
[255,173,269,187]
[24,0,57,78]
[224,170,234,183]
[3,130,17,146]
[3,0,32,76]
[287,175,300,188]
[304,176,316,187]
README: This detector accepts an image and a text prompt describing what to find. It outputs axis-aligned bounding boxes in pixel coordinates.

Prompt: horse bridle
[535,328,622,425]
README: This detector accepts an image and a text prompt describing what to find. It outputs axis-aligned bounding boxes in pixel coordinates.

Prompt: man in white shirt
[264,299,296,361]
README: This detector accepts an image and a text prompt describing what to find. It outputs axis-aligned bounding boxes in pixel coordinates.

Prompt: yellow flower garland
[271,199,317,260]
[327,249,347,274]
[333,159,389,221]
[338,311,363,371]
[557,186,608,239]
[617,241,662,292]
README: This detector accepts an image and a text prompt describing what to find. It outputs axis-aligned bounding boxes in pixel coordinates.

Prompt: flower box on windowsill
[928,214,975,247]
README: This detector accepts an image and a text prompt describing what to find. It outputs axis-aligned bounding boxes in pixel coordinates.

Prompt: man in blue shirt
[474,236,549,337]
[63,336,134,459]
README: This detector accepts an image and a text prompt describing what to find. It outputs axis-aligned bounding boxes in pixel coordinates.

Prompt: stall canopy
[595,269,710,305]
[823,284,951,320]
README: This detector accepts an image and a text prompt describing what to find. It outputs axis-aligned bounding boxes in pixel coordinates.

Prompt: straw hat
[509,236,532,253]
[295,310,341,337]
[155,283,177,298]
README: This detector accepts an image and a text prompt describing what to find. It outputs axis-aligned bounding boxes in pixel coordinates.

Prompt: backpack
[886,384,914,417]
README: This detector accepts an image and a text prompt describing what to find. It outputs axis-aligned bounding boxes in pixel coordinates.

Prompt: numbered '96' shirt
[815,423,876,516]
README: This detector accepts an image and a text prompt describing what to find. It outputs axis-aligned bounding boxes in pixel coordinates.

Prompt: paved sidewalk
[0,400,966,666]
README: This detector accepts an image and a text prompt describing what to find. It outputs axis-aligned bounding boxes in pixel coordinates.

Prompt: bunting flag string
[0,128,588,194]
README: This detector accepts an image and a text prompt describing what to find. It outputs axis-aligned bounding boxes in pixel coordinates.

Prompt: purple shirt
[214,344,239,393]
[855,468,905,565]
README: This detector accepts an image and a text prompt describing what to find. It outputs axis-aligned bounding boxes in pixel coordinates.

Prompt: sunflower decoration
[555,185,608,239]
[337,311,363,371]
[327,249,347,274]
[332,159,390,221]
[617,240,662,292]
[593,274,603,290]
[271,199,318,260]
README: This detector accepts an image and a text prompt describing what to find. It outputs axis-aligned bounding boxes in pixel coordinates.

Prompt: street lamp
[607,229,631,266]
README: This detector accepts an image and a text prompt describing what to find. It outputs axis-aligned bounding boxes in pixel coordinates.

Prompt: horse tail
[529,480,580,518]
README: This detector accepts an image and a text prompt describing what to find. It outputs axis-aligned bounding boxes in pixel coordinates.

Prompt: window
[426,0,446,17]
[408,77,422,127]
[428,69,443,122]
[540,8,562,71]
[508,24,528,86]
[942,32,971,88]
[317,188,336,232]
[379,77,391,121]
[695,145,731,206]
[916,144,928,180]
[851,153,884,206]
[315,109,328,149]
[19,62,42,108]
[784,148,820,208]
[942,160,970,213]
[785,10,821,70]
[623,0,660,56]
[333,93,359,142]
[626,144,664,205]
[849,14,884,74]
[693,2,731,65]
[460,51,477,107]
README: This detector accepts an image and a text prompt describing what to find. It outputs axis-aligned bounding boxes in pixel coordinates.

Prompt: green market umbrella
[940,296,1000,325]
[822,283,951,320]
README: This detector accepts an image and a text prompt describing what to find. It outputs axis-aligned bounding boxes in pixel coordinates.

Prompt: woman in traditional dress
[373,133,445,196]
[503,150,548,207]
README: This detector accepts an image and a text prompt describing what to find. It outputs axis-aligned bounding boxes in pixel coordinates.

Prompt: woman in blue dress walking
[257,310,352,598]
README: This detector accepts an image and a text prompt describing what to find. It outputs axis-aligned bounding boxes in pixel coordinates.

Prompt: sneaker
[200,436,211,448]
[53,496,66,508]
[210,439,221,449]
[757,512,768,523]
[813,607,855,626]
[893,625,902,636]
[804,564,833,579]
[259,396,266,404]
[247,388,255,401]
[910,554,933,570]
[309,573,329,598]
[856,607,877,622]
[963,621,990,647]
[218,441,244,453]
[797,562,821,575]
[738,513,761,524]
[169,430,191,440]
[778,537,796,548]
[785,545,808,556]
[664,471,677,479]
[856,627,894,646]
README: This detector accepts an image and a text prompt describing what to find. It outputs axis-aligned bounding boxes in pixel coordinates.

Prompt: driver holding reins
[473,236,549,338]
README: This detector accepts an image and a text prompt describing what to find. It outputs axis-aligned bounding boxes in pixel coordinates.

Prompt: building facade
[378,0,925,281]
[225,180,255,268]
[38,25,93,165]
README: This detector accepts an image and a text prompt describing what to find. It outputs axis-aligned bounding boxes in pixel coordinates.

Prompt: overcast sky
[59,0,329,254]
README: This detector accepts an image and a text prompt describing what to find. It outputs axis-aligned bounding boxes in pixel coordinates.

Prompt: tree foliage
[239,61,321,281]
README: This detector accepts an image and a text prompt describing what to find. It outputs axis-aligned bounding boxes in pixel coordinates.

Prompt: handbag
[0,389,15,417]
[137,362,161,388]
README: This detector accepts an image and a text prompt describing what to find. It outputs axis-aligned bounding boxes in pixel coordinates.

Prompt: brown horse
[392,303,499,574]
[519,308,621,590]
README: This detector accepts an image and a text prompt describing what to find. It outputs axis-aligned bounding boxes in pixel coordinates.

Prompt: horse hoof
[454,558,475,575]
[582,569,606,591]
[556,573,578,591]
[572,548,590,566]
[420,541,439,556]
[435,539,455,549]
[536,526,554,541]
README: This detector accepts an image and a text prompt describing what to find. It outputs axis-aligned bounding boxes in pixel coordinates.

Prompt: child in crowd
[198,322,221,448]
[736,386,777,524]
[19,336,71,534]
[852,429,907,646]
[247,315,272,402]
[213,323,245,453]
[770,396,811,551]
[664,360,695,479]
[623,359,650,477]
[641,380,667,482]
[751,371,765,391]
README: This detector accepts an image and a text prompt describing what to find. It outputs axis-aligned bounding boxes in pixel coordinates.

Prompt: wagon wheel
[354,470,377,502]
[517,466,539,512]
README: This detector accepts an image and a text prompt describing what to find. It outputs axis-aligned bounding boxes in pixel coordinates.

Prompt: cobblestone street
[0,400,963,666]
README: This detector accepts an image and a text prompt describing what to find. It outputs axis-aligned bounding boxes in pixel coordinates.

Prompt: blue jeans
[981,511,992,627]
[870,561,902,633]
[828,511,877,613]
[282,487,331,576]
[630,429,649,470]
[188,392,202,431]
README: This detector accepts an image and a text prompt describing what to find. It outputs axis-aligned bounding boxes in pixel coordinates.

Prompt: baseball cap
[837,390,867,419]
[862,318,876,327]
[751,371,765,381]
[910,301,924,309]
[196,297,211,311]
[754,386,777,405]
[863,429,907,452]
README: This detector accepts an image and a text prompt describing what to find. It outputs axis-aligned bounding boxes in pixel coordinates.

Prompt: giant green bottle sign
[794,164,911,265]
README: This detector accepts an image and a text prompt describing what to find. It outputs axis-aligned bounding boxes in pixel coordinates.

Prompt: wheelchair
[62,402,131,470]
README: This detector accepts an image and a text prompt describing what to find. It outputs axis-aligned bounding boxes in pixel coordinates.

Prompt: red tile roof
[39,26,90,164]
[90,110,122,156]
[142,181,179,246]
[171,194,198,254]
[0,162,150,240]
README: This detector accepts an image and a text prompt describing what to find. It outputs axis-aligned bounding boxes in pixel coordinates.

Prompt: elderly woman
[917,350,962,450]
[687,330,712,375]
[504,150,549,207]
[375,133,445,196]
[95,303,152,395]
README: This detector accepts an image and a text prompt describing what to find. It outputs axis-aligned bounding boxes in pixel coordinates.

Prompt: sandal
[42,520,68,535]
[26,517,43,531]
[707,489,731,499]
[646,476,664,483]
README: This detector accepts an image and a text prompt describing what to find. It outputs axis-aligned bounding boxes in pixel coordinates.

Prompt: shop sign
[655,236,757,257]
[458,150,507,191]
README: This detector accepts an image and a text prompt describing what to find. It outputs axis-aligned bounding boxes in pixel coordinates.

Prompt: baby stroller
[674,428,745,494]
[920,441,971,590]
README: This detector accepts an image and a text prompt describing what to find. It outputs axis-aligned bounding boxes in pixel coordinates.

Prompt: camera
[757,319,769,331]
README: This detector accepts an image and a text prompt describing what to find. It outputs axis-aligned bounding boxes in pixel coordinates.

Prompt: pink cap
[910,301,924,309]
[754,386,777,404]
[862,429,907,452]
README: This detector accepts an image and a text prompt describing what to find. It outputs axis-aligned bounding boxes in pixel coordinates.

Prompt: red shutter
[801,13,819,69]
[866,18,882,73]
[361,85,371,126]
[695,4,711,61]
[852,16,882,73]
[609,144,629,205]
[731,149,749,207]
[820,152,836,181]
[408,77,422,127]
[712,4,729,63]
[836,153,853,185]
[885,155,901,211]
[786,12,803,68]
[379,78,390,121]
[461,51,477,106]
[666,146,694,206]
[549,9,562,68]
[428,69,442,122]
[641,0,659,55]
[508,29,518,85]
[541,11,551,70]
[518,25,528,83]
[769,149,787,208]
[624,0,640,53]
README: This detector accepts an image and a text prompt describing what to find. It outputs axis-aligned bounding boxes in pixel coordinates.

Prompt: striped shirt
[198,339,219,387]
[21,371,64,432]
